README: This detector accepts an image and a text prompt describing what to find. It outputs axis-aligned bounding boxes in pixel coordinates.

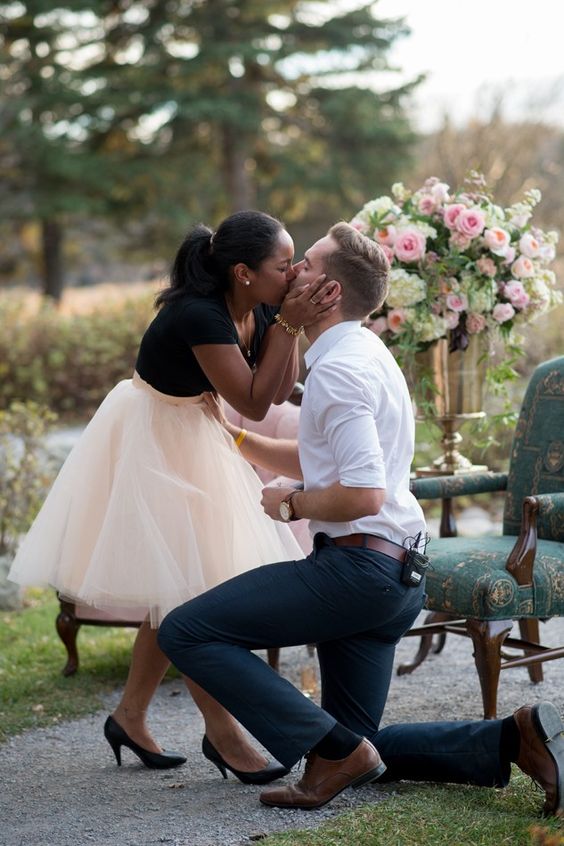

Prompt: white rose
[386,268,427,308]
[430,182,450,204]
[363,196,394,216]
[415,314,448,343]
[468,281,496,314]
[391,182,407,201]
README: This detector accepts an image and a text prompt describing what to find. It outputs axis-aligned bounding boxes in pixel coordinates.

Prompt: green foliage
[0,291,153,417]
[0,401,57,555]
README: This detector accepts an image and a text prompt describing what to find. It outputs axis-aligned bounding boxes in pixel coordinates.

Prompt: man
[158,222,564,815]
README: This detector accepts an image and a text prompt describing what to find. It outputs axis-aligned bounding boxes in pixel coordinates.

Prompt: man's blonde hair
[325,222,389,319]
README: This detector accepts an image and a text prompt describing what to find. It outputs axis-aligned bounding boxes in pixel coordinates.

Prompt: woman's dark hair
[155,210,285,307]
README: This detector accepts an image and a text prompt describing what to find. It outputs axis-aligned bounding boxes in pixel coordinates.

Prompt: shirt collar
[304,321,361,370]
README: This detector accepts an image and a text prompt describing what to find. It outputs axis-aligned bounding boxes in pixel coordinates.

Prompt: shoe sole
[259,762,387,810]
[532,702,564,816]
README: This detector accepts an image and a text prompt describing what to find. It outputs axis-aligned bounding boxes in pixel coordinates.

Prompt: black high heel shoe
[202,735,289,785]
[104,715,187,769]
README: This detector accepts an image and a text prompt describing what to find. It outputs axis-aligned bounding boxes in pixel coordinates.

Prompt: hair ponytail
[155,211,285,309]
[155,224,217,307]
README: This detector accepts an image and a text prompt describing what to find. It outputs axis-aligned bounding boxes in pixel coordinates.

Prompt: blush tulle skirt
[8,373,303,626]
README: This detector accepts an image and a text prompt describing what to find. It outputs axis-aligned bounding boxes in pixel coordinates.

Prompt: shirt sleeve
[179,298,238,347]
[311,363,386,489]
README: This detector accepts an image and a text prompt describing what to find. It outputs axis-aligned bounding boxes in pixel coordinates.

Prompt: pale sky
[375,0,564,130]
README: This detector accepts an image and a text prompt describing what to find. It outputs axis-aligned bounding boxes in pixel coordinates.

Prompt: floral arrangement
[351,173,561,364]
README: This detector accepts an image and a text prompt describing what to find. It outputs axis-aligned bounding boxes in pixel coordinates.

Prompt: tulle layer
[9,374,303,625]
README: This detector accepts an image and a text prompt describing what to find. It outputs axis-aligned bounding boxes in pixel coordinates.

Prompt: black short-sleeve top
[135,294,277,396]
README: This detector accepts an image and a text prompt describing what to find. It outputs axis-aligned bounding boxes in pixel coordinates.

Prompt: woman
[9,210,336,782]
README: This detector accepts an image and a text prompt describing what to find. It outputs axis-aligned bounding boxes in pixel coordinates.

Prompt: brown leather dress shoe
[514,702,564,816]
[259,738,386,810]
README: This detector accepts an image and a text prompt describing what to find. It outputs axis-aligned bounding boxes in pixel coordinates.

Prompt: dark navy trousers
[158,535,509,787]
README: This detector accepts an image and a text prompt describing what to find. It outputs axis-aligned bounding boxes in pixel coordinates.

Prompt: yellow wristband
[235,428,248,448]
[274,313,304,337]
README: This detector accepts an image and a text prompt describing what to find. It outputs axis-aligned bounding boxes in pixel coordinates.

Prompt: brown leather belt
[330,533,407,564]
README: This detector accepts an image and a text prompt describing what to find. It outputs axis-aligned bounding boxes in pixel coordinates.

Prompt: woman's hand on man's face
[281,275,341,328]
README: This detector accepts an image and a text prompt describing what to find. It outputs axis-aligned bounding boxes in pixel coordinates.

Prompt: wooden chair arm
[505,496,539,586]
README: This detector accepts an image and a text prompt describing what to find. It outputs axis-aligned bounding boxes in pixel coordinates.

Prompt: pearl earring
[243,280,250,286]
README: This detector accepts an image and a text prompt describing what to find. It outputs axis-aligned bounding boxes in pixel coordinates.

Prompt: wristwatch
[279,491,299,522]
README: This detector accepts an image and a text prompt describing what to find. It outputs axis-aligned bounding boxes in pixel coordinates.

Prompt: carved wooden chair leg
[467,618,513,719]
[267,647,280,672]
[55,599,81,676]
[397,611,454,676]
[517,618,544,683]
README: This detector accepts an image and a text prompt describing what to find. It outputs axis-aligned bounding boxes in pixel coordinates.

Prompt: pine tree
[0,0,419,295]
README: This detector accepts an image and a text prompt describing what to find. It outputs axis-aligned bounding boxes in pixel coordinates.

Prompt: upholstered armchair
[401,356,564,718]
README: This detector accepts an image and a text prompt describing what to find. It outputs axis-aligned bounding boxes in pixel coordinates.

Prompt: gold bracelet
[235,428,248,448]
[274,313,304,337]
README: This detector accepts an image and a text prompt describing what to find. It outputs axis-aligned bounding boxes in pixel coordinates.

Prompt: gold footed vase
[415,335,489,477]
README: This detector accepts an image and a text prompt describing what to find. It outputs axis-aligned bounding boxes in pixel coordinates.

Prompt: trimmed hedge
[0,291,154,419]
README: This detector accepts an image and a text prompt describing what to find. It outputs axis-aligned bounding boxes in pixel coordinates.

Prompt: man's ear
[318,280,342,304]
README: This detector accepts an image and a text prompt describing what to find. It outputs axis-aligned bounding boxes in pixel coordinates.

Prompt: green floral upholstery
[503,358,564,536]
[426,536,564,620]
[411,472,508,501]
[536,492,564,543]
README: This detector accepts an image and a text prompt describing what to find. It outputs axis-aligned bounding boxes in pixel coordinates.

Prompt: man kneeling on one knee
[158,222,564,815]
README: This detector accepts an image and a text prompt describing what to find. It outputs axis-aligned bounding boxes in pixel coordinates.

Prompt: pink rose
[511,255,535,278]
[502,246,516,265]
[374,225,396,246]
[443,203,466,230]
[380,244,394,264]
[519,232,541,258]
[456,208,486,239]
[466,312,487,334]
[365,315,389,336]
[445,311,460,329]
[387,308,408,334]
[504,281,530,310]
[418,195,436,215]
[449,231,472,250]
[476,256,497,277]
[394,228,426,263]
[483,227,511,256]
[492,302,516,323]
[446,292,468,313]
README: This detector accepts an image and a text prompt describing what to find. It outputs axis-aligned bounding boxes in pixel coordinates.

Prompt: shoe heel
[535,702,564,742]
[103,719,122,766]
[212,759,228,779]
[109,739,122,767]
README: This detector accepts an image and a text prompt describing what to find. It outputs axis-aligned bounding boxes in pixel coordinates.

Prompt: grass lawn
[257,783,564,845]
[0,587,140,741]
[2,590,563,845]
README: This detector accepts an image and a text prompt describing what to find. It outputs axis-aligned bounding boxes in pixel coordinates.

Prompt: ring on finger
[309,297,318,304]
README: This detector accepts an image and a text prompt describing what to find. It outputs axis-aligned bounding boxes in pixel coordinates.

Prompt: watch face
[279,501,292,522]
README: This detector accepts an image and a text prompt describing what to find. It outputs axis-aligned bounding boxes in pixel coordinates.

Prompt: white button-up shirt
[300,321,426,546]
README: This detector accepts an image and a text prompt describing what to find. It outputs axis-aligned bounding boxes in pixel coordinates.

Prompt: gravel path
[2,613,564,846]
